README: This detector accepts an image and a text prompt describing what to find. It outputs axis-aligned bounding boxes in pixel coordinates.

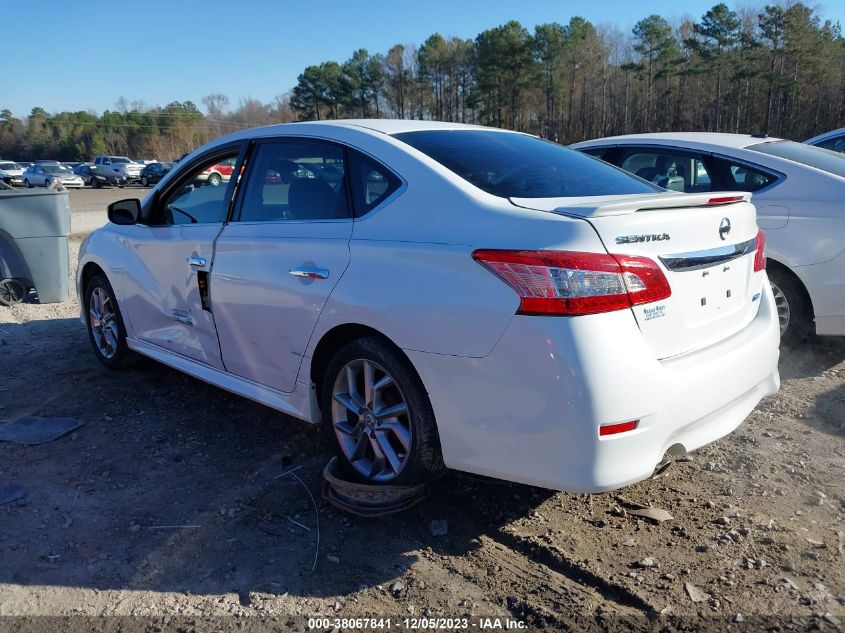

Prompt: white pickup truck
[93,156,143,184]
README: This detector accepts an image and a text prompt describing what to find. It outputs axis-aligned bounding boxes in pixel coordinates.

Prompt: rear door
[512,193,765,359]
[211,138,353,393]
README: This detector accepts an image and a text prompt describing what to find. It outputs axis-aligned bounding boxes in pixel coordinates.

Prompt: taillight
[753,229,766,272]
[472,249,671,316]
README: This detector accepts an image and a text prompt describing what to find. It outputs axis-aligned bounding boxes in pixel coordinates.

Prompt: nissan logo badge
[719,217,731,241]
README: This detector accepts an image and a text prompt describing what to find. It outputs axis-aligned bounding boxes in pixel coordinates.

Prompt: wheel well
[767,258,814,318]
[80,262,106,296]
[310,324,408,400]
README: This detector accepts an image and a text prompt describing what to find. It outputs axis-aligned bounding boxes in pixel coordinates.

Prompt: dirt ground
[0,188,843,632]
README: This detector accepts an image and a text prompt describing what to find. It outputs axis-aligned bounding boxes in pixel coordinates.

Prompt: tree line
[1,2,842,162]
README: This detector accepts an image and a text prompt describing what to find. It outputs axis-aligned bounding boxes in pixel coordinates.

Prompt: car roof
[572,132,785,152]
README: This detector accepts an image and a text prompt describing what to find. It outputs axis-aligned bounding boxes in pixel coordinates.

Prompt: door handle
[187,256,207,268]
[289,267,329,280]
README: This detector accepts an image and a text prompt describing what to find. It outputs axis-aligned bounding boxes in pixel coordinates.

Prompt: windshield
[749,140,845,178]
[44,165,72,174]
[0,163,21,170]
[393,130,659,198]
[110,157,131,164]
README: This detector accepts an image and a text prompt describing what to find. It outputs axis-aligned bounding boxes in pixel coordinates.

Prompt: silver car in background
[571,133,845,345]
[22,163,84,189]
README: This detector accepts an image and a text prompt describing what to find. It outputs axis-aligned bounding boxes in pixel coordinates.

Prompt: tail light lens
[753,229,766,272]
[472,249,671,316]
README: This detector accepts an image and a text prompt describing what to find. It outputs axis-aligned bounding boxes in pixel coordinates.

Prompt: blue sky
[3,0,843,117]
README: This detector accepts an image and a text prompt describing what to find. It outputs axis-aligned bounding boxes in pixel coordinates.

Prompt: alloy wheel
[89,287,119,359]
[770,281,790,337]
[331,359,412,482]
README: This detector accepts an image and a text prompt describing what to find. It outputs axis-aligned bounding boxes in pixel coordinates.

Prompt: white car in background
[0,161,24,186]
[805,128,845,154]
[572,133,845,344]
[22,162,84,188]
[76,121,779,492]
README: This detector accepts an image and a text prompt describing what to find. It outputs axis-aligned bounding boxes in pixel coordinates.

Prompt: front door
[119,146,244,369]
[211,138,354,393]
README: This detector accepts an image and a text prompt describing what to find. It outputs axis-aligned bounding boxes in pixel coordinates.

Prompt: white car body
[0,161,24,186]
[572,133,845,338]
[76,121,780,492]
[805,128,845,154]
[22,163,84,188]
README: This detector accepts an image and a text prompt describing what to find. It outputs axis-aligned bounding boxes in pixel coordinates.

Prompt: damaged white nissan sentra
[77,120,780,492]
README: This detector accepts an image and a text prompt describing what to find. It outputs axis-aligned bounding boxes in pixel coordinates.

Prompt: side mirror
[107,198,141,225]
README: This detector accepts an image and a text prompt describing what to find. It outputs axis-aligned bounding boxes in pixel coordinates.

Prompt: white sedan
[22,162,84,188]
[572,133,845,344]
[0,161,24,187]
[76,121,779,492]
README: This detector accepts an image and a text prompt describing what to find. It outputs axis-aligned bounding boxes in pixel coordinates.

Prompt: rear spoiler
[510,192,752,218]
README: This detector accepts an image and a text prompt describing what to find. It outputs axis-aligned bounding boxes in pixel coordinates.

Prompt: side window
[816,136,845,154]
[158,151,240,225]
[580,147,611,160]
[620,150,713,193]
[715,159,778,192]
[237,141,349,222]
[348,149,402,216]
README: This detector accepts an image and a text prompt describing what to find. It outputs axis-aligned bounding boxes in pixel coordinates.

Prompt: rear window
[749,140,845,178]
[393,130,659,198]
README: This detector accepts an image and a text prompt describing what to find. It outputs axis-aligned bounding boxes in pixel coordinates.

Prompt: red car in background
[196,157,237,186]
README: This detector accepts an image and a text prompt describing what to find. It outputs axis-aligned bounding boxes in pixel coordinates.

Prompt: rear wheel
[768,267,812,346]
[320,336,444,485]
[207,172,222,186]
[84,273,138,369]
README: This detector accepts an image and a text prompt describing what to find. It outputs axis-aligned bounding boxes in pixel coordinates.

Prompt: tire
[84,273,139,369]
[91,178,99,189]
[768,267,812,347]
[141,176,149,187]
[320,336,444,486]
[208,172,222,186]
[24,179,31,188]
[0,278,26,306]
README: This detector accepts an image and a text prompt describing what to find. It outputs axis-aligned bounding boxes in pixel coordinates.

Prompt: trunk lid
[511,192,765,359]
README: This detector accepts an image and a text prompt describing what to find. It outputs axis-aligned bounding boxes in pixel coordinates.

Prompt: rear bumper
[408,281,780,492]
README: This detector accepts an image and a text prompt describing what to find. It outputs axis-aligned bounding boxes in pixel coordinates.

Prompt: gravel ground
[0,189,843,632]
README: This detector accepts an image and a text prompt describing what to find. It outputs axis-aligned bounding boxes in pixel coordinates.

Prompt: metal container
[0,189,70,304]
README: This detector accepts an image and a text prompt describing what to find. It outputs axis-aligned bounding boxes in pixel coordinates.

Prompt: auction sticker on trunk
[642,304,666,321]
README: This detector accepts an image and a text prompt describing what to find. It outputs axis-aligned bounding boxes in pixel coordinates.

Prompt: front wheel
[768,268,812,346]
[320,336,444,485]
[141,176,149,187]
[207,172,222,186]
[24,179,32,188]
[84,273,138,369]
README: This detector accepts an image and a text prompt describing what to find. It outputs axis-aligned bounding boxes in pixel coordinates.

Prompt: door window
[157,151,240,225]
[348,149,402,216]
[620,150,713,193]
[237,141,349,222]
